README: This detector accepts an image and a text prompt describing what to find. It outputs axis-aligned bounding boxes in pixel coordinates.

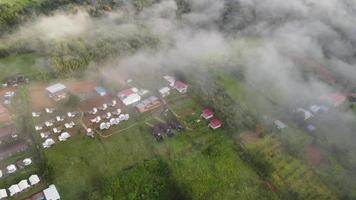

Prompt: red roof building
[174,81,188,94]
[209,119,222,130]
[320,93,346,107]
[201,108,214,120]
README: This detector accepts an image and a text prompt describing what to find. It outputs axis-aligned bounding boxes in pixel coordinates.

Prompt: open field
[0,54,48,81]
[40,93,278,200]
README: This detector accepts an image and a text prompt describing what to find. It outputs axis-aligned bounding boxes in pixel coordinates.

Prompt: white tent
[0,189,7,199]
[119,114,126,121]
[28,174,40,185]
[43,184,60,200]
[7,164,17,173]
[23,158,32,166]
[8,184,20,196]
[58,132,71,142]
[43,138,55,148]
[18,180,30,191]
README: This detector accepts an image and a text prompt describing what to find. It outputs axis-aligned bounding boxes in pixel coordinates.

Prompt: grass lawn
[44,126,155,200]
[0,53,49,81]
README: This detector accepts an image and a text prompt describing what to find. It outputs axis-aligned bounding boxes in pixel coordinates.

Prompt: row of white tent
[33,107,78,117]
[0,158,32,178]
[0,174,40,198]
[90,109,122,123]
[43,132,71,148]
[35,112,78,131]
[88,100,117,115]
[99,114,130,130]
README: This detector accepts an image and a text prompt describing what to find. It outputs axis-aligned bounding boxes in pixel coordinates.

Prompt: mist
[2,0,356,197]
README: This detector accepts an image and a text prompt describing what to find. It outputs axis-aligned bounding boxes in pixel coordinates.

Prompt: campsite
[1,1,356,200]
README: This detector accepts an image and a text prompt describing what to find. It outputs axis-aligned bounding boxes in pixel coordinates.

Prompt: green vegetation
[0,53,49,81]
[243,133,337,200]
[40,93,277,200]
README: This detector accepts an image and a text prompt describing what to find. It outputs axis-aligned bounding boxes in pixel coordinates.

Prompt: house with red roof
[209,119,222,130]
[320,93,346,107]
[118,88,141,106]
[174,81,188,94]
[201,108,214,120]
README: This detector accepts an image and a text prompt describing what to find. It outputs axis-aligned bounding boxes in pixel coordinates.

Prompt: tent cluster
[33,108,78,149]
[0,158,32,180]
[99,114,129,130]
[0,174,40,198]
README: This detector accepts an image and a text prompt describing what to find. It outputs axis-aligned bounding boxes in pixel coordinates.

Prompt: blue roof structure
[95,86,107,95]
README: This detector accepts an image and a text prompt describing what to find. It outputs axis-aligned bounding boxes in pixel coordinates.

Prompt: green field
[41,93,278,200]
[0,53,50,81]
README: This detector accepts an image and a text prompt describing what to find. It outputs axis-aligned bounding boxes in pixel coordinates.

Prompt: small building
[8,184,20,196]
[118,88,141,106]
[296,108,313,120]
[174,81,188,94]
[29,174,40,185]
[0,189,7,199]
[209,119,222,130]
[43,184,60,200]
[18,180,30,191]
[135,96,161,113]
[95,86,107,96]
[159,87,170,97]
[163,76,176,87]
[201,108,214,120]
[320,93,346,107]
[46,83,67,101]
[274,120,287,130]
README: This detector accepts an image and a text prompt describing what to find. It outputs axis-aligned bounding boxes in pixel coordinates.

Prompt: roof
[136,96,161,111]
[18,180,30,191]
[46,83,66,94]
[0,189,7,199]
[29,174,40,185]
[274,120,287,129]
[163,76,175,83]
[43,185,60,200]
[8,184,20,196]
[174,81,188,89]
[202,108,214,118]
[210,119,222,127]
[159,87,170,93]
[330,93,346,104]
[120,93,141,106]
[320,93,346,106]
[95,86,106,94]
[118,88,137,98]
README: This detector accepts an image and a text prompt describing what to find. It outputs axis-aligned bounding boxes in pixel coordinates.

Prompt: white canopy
[46,83,66,94]
[0,189,7,199]
[18,180,30,191]
[43,184,60,200]
[29,174,40,185]
[8,184,20,196]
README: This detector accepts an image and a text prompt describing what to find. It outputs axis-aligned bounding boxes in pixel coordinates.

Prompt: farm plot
[244,134,337,200]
